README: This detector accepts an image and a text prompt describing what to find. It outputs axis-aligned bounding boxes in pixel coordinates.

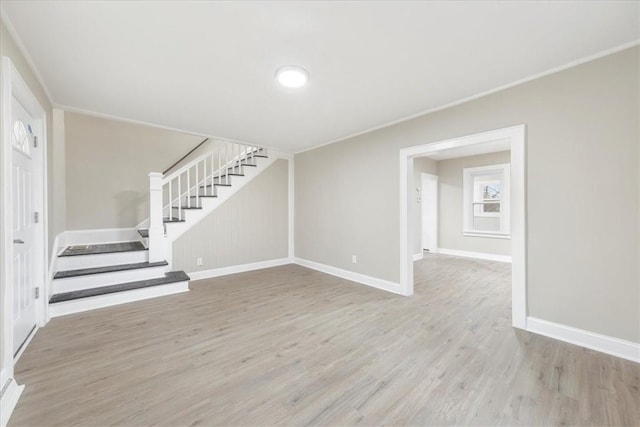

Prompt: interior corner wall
[412,157,437,255]
[437,151,511,256]
[172,159,289,272]
[295,46,639,343]
[64,112,203,230]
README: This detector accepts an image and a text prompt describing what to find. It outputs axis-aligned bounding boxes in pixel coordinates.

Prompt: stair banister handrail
[162,137,209,175]
[148,141,265,266]
[161,141,253,184]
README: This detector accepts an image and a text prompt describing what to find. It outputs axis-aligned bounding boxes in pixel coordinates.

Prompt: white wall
[295,47,639,343]
[437,151,511,256]
[64,111,202,230]
[172,159,289,272]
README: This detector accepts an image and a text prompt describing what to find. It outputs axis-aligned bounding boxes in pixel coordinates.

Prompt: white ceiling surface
[2,1,638,152]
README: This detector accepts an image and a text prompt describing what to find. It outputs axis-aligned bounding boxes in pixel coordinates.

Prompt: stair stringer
[163,154,280,246]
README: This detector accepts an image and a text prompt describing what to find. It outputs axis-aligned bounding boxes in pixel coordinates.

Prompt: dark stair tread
[189,195,217,198]
[138,229,149,238]
[172,206,202,210]
[59,241,147,257]
[54,261,168,279]
[239,163,257,167]
[49,271,190,304]
[200,183,232,188]
[163,217,185,223]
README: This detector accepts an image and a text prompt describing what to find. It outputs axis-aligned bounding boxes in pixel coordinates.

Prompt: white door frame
[1,56,49,418]
[399,125,527,329]
[420,173,438,251]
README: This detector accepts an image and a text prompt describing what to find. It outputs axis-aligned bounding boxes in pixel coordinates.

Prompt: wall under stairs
[172,159,289,274]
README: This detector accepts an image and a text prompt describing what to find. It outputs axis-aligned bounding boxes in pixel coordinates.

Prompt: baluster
[225,144,229,185]
[187,167,191,209]
[218,146,222,185]
[203,154,207,197]
[210,152,214,196]
[195,161,199,207]
[168,179,172,220]
[178,174,182,221]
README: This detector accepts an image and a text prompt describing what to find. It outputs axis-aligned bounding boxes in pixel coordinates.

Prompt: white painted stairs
[49,147,273,316]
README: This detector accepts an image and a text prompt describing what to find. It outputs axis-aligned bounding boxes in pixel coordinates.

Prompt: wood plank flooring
[10,254,640,426]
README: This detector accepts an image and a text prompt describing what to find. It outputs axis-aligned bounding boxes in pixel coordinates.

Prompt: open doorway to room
[399,125,526,329]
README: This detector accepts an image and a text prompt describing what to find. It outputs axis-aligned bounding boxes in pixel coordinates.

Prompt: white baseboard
[294,257,404,295]
[413,252,424,261]
[436,248,512,263]
[13,326,38,364]
[527,317,640,363]
[48,233,61,295]
[0,378,24,427]
[189,258,292,281]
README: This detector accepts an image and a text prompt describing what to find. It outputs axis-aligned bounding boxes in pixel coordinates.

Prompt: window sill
[463,231,511,240]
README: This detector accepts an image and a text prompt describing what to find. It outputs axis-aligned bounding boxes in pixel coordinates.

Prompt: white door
[421,173,438,251]
[11,98,38,355]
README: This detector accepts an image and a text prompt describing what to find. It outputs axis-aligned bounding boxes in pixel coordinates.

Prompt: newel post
[148,172,165,263]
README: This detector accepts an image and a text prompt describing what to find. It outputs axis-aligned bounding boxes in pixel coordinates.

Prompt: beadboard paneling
[172,159,288,272]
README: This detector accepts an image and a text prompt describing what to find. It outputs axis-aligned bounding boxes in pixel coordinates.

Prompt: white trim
[49,281,189,317]
[463,163,510,235]
[294,257,404,295]
[0,378,24,427]
[288,156,295,259]
[527,317,640,363]
[12,326,37,364]
[435,248,511,263]
[413,253,424,261]
[47,233,61,300]
[1,57,49,406]
[400,125,527,329]
[296,40,640,154]
[188,258,293,281]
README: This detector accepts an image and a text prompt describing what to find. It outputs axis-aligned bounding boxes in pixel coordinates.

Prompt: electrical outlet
[352,255,357,264]
[196,257,203,266]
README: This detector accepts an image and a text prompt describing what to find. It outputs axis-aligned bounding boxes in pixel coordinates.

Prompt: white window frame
[463,163,510,238]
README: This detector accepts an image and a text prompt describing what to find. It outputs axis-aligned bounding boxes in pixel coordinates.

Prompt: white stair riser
[53,265,169,294]
[49,281,189,317]
[57,250,148,271]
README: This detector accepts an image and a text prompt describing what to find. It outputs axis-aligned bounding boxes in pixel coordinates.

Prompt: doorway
[420,173,438,252]
[399,125,526,329]
[1,57,48,365]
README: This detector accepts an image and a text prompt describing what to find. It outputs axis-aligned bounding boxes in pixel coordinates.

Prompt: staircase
[49,142,271,317]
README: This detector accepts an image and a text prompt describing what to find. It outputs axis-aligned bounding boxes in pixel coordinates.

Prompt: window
[463,164,510,238]
[12,119,31,156]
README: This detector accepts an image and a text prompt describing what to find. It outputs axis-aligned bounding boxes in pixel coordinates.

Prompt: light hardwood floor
[10,254,640,426]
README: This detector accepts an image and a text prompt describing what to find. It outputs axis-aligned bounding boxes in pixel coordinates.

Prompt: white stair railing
[148,141,266,262]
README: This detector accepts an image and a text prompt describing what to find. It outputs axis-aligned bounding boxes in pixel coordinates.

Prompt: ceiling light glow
[276,66,308,88]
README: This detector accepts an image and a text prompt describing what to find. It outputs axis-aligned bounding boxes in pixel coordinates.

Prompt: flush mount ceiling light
[275,66,308,88]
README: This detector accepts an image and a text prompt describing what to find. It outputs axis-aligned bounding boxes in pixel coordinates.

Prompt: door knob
[13,239,24,244]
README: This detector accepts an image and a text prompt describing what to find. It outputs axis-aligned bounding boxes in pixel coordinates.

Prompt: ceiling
[2,1,638,152]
